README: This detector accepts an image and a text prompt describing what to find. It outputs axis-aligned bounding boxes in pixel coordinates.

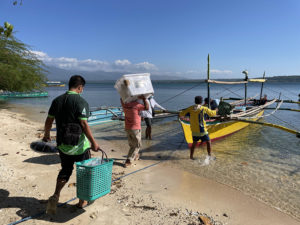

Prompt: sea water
[3,80,300,220]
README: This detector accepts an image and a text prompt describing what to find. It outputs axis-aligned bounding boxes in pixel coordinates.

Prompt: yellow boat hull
[179,110,264,147]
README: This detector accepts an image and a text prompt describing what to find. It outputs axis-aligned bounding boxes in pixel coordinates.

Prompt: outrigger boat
[0,91,48,99]
[88,107,176,126]
[179,55,300,147]
[88,107,123,126]
[45,81,65,87]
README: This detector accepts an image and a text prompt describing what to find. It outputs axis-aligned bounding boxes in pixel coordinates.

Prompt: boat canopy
[206,79,248,84]
[248,78,267,83]
[206,78,266,84]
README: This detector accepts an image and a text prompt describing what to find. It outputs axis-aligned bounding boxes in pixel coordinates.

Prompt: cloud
[210,69,232,75]
[31,50,233,78]
[31,50,158,73]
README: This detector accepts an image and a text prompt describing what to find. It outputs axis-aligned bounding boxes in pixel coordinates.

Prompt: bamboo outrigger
[179,55,300,147]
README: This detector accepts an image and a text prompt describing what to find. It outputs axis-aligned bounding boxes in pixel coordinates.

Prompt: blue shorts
[192,134,210,143]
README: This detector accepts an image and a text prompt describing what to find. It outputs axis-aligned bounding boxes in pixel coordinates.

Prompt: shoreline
[0,104,299,225]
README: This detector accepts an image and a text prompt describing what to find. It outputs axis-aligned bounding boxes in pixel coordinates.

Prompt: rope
[8,138,185,225]
[266,85,299,97]
[264,87,292,101]
[159,83,203,105]
[270,113,300,131]
[215,86,244,98]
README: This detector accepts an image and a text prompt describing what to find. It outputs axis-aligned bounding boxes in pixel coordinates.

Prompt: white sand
[0,107,299,225]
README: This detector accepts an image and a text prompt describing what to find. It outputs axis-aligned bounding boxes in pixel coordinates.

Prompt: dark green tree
[0,22,14,38]
[0,35,47,92]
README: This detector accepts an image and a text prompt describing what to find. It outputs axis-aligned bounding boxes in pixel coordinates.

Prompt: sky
[1,0,300,79]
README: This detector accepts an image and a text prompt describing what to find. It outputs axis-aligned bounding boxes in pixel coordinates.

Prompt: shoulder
[70,94,88,105]
[52,93,65,105]
[202,106,213,111]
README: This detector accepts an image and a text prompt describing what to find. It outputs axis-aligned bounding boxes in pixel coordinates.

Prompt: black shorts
[192,134,210,143]
[57,149,91,182]
[144,118,153,127]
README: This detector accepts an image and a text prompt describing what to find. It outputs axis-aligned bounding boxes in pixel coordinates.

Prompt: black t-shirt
[48,91,89,145]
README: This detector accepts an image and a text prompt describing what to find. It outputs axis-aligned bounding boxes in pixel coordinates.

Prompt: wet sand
[0,105,300,225]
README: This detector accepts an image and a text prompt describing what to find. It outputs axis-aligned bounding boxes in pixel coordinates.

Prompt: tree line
[0,21,46,92]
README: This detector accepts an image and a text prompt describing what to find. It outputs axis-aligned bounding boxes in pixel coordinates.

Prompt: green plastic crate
[76,158,114,201]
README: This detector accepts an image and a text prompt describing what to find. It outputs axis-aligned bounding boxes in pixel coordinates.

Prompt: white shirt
[138,98,166,118]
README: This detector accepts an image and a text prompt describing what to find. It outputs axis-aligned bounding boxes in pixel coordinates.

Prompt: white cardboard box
[114,73,154,103]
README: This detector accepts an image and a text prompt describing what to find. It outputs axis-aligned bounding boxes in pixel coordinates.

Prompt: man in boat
[43,75,101,214]
[139,95,166,140]
[121,95,149,167]
[259,94,268,105]
[179,96,217,160]
[204,97,219,110]
[253,94,267,105]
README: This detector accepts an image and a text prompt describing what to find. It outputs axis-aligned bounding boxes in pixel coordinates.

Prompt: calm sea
[3,81,300,219]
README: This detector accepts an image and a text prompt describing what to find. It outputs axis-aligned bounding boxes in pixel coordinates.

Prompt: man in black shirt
[43,75,100,214]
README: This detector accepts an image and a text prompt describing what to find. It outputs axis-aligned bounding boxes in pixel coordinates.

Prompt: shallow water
[3,80,300,219]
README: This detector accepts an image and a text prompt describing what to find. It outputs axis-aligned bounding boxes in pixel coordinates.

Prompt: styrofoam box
[114,73,154,103]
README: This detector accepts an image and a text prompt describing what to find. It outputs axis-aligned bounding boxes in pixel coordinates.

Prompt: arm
[80,120,100,152]
[206,108,218,117]
[139,96,149,110]
[120,98,125,108]
[152,99,166,111]
[179,107,190,117]
[43,116,54,142]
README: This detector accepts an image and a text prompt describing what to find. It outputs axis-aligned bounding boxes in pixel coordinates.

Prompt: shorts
[57,149,91,182]
[192,134,210,143]
[144,118,153,127]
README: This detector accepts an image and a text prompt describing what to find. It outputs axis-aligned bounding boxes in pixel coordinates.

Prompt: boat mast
[242,70,248,106]
[207,54,210,108]
[259,71,266,100]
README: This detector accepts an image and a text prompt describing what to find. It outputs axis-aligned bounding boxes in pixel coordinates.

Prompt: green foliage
[0,35,47,92]
[0,22,14,38]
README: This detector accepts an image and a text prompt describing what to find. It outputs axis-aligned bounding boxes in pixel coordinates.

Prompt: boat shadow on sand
[0,189,84,223]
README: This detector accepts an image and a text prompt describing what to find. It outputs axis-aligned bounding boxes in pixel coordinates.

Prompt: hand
[91,142,100,152]
[138,95,145,100]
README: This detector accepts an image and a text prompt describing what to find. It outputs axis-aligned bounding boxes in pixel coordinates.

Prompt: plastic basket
[76,150,114,201]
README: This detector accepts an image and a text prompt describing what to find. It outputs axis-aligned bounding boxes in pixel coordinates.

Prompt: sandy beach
[1,105,300,225]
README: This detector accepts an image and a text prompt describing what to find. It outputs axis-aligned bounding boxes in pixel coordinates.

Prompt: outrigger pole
[260,71,266,100]
[207,54,211,108]
[230,118,300,138]
[222,98,300,104]
[242,70,248,106]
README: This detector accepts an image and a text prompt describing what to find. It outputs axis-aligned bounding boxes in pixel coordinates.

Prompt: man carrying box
[121,96,149,167]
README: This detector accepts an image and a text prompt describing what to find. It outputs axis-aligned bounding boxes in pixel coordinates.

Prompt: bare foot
[76,199,88,208]
[134,153,140,161]
[124,159,132,168]
[46,195,59,215]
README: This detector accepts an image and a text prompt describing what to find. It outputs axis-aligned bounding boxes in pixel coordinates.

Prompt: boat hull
[88,108,123,126]
[0,91,48,99]
[180,110,264,147]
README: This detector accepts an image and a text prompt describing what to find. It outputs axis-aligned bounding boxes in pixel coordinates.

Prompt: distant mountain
[45,66,185,81]
[44,66,300,83]
[265,75,300,82]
